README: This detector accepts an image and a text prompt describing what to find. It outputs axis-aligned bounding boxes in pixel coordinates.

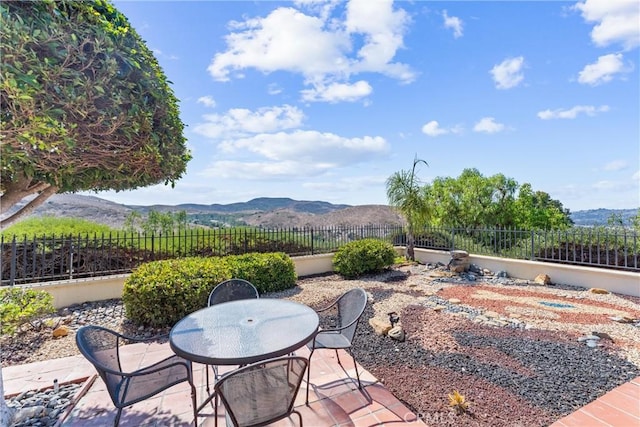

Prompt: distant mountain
[4,194,636,229]
[569,208,638,227]
[128,197,350,215]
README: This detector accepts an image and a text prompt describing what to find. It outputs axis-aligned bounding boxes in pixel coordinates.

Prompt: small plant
[0,288,55,335]
[448,390,469,414]
[332,238,396,279]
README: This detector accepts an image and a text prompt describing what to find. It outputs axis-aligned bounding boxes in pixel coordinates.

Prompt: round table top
[169,298,319,366]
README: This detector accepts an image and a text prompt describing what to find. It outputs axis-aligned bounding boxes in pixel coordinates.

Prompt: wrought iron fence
[1,225,638,286]
[1,225,404,285]
[411,226,639,271]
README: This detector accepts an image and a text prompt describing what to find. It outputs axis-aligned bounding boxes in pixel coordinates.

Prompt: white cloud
[592,180,618,190]
[197,96,217,108]
[202,130,389,179]
[201,160,331,179]
[219,130,388,163]
[578,53,631,85]
[573,0,640,50]
[473,117,505,133]
[267,84,282,95]
[632,170,640,180]
[537,104,610,120]
[301,80,372,103]
[442,10,463,38]
[303,175,387,193]
[490,56,525,89]
[194,105,305,139]
[421,120,463,137]
[208,0,414,103]
[603,160,628,171]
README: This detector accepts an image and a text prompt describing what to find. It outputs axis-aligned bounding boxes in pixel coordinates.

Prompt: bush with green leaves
[1,216,115,239]
[0,287,55,335]
[122,252,296,327]
[332,238,396,279]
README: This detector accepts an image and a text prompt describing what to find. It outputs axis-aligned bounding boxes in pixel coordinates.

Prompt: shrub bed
[122,252,296,327]
[332,238,396,279]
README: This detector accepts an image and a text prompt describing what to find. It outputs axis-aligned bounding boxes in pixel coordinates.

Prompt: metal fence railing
[410,226,639,272]
[1,225,638,286]
[1,225,404,285]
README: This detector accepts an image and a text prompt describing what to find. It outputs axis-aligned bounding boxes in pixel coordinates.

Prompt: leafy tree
[631,209,640,233]
[424,169,571,230]
[0,0,191,228]
[386,156,431,260]
[140,209,189,234]
[513,183,572,229]
[426,168,518,228]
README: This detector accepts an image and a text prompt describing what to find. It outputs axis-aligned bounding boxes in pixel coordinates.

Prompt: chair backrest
[215,356,308,427]
[336,288,368,341]
[75,325,125,405]
[208,278,259,306]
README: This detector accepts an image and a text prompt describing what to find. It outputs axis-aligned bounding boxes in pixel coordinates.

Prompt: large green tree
[424,169,572,230]
[386,156,431,260]
[0,0,191,228]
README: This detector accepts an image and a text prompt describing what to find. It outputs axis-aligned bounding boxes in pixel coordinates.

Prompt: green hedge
[122,252,296,327]
[332,238,396,279]
[0,287,55,335]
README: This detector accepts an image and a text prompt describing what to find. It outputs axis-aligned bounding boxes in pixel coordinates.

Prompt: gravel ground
[3,264,640,427]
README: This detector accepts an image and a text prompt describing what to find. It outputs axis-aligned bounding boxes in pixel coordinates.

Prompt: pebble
[7,383,81,427]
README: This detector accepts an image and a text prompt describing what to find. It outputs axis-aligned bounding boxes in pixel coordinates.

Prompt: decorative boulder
[534,274,551,285]
[388,326,405,342]
[369,317,392,336]
[448,250,470,273]
[53,325,70,338]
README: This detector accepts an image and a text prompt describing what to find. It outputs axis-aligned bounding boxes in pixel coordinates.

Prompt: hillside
[2,194,636,230]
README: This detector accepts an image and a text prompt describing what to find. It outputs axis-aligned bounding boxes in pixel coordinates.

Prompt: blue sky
[86,0,640,212]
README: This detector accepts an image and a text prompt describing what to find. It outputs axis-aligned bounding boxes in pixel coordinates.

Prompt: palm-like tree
[386,157,431,261]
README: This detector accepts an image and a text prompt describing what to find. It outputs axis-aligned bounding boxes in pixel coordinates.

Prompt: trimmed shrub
[225,252,296,293]
[122,252,296,327]
[333,238,396,279]
[0,287,55,335]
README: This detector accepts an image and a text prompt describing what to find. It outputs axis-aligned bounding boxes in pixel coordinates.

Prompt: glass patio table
[170,298,319,414]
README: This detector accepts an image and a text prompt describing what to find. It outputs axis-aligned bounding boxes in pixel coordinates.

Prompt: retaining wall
[17,250,639,308]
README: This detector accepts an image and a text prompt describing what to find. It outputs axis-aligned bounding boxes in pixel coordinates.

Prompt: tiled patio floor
[4,341,639,426]
[4,342,425,426]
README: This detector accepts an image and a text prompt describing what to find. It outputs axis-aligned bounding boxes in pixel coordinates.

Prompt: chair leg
[335,349,342,366]
[114,407,123,427]
[294,409,304,426]
[190,383,198,427]
[205,365,211,394]
[350,351,362,389]
[305,348,315,405]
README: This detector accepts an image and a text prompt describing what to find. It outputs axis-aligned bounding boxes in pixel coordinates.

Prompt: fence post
[530,230,535,261]
[450,229,455,251]
[10,236,17,286]
[310,228,314,255]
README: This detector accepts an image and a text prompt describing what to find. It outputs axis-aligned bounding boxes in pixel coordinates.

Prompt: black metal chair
[75,325,198,427]
[305,287,368,404]
[208,278,259,307]
[214,356,308,427]
[206,278,260,393]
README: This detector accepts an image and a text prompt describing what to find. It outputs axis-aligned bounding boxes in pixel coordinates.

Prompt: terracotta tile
[365,383,404,408]
[330,389,373,419]
[373,403,420,424]
[597,388,640,417]
[582,400,640,426]
[608,381,640,401]
[553,409,611,427]
[352,413,381,426]
[296,401,339,426]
